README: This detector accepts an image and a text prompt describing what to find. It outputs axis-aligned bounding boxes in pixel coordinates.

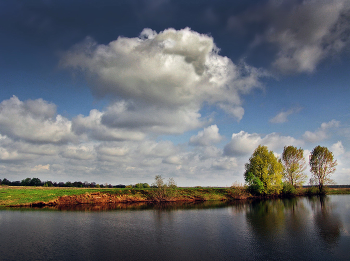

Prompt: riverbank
[0,186,245,207]
[1,185,350,208]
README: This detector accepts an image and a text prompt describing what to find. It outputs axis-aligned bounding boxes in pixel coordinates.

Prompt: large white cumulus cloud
[61,27,265,134]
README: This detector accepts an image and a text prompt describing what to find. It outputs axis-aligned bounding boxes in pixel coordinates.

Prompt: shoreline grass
[1,185,349,208]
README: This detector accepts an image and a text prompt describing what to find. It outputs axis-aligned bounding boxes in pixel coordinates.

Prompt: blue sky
[0,0,349,186]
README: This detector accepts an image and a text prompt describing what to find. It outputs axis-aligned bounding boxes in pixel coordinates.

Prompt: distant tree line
[0,177,127,188]
[0,177,172,189]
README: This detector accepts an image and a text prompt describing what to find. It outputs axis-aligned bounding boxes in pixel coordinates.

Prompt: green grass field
[0,186,100,206]
[0,186,244,207]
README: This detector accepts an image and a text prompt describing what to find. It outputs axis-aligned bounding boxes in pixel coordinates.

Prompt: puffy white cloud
[211,157,237,170]
[0,147,36,161]
[303,119,340,143]
[61,28,265,134]
[224,131,261,156]
[137,140,177,157]
[331,141,345,157]
[101,101,203,134]
[18,143,58,156]
[31,164,50,172]
[224,130,302,157]
[96,144,129,157]
[72,109,146,141]
[198,146,222,160]
[0,135,58,162]
[229,0,350,74]
[303,131,327,144]
[262,133,303,152]
[189,125,223,146]
[60,145,95,160]
[140,158,162,167]
[162,155,182,165]
[0,96,75,144]
[270,107,302,123]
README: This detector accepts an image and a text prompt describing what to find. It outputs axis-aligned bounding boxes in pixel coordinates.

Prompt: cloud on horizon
[0,95,347,185]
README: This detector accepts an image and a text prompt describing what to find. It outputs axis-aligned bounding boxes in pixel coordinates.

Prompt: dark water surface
[1,195,349,261]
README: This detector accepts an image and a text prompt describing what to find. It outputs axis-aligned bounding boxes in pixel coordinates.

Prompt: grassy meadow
[0,186,246,207]
[1,185,349,208]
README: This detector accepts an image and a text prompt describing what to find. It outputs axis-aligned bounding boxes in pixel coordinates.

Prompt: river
[0,195,349,260]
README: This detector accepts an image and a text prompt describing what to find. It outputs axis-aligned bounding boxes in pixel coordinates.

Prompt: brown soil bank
[30,192,152,207]
[29,189,248,207]
[8,187,350,208]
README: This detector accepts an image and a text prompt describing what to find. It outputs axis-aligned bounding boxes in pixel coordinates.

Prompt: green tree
[151,175,178,201]
[309,145,337,192]
[21,178,32,186]
[281,146,307,187]
[29,178,42,186]
[1,178,11,185]
[134,183,150,188]
[244,145,283,195]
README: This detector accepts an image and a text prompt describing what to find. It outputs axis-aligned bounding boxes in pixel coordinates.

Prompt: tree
[309,145,337,192]
[134,183,150,188]
[2,178,11,185]
[29,178,42,186]
[21,178,32,186]
[281,146,307,187]
[167,178,177,188]
[142,183,150,188]
[153,175,165,188]
[244,145,283,195]
[151,175,178,201]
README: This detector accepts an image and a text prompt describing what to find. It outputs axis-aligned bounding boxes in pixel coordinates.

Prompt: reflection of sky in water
[330,195,350,236]
[0,196,349,261]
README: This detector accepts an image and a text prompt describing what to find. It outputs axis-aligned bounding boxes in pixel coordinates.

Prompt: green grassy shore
[0,185,349,208]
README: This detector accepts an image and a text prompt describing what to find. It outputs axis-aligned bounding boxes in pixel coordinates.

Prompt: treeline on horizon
[0,178,132,188]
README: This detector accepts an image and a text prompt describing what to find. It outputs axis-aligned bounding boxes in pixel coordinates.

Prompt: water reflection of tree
[246,198,310,238]
[283,198,309,236]
[308,196,343,248]
[246,200,286,237]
